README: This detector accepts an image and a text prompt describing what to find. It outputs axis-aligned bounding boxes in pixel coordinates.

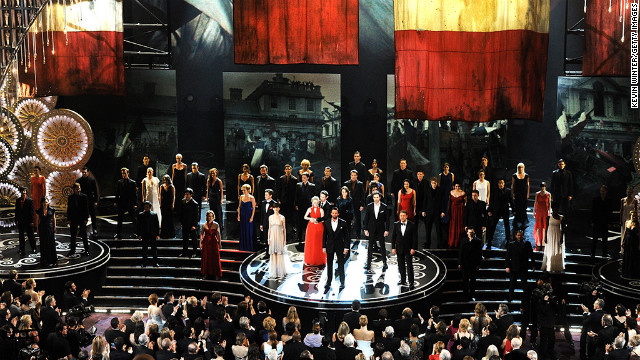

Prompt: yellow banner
[394,0,550,33]
[29,0,122,33]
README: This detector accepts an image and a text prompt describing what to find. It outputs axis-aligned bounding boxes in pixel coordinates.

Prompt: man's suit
[348,161,367,183]
[258,199,275,245]
[40,305,62,341]
[294,181,316,241]
[423,185,444,248]
[464,199,487,232]
[186,171,207,207]
[391,219,418,284]
[458,235,483,298]
[593,326,619,360]
[76,174,99,233]
[320,176,339,204]
[487,187,513,245]
[179,198,200,255]
[67,192,89,253]
[14,195,36,253]
[505,239,533,300]
[581,309,605,360]
[137,210,160,264]
[344,179,365,237]
[256,175,276,204]
[318,200,333,223]
[323,217,350,288]
[276,174,297,220]
[363,202,389,268]
[115,177,137,236]
[504,348,528,360]
[551,167,573,215]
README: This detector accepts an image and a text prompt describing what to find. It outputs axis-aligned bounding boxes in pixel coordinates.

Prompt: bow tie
[401,223,406,226]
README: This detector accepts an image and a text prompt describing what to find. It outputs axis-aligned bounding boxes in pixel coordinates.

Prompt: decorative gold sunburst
[8,155,50,190]
[0,107,25,152]
[0,180,20,206]
[0,136,15,178]
[46,170,81,209]
[33,109,93,171]
[15,98,52,137]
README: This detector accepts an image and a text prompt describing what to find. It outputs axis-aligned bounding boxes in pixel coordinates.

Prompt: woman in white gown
[268,203,287,278]
[353,315,374,358]
[541,211,565,272]
[142,167,161,223]
[147,293,165,329]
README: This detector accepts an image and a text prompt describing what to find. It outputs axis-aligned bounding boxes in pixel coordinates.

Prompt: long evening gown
[143,177,161,223]
[201,224,222,278]
[269,214,287,278]
[448,195,465,248]
[541,215,565,272]
[621,198,637,235]
[160,185,175,238]
[173,166,186,214]
[208,178,223,230]
[512,173,529,227]
[533,192,551,247]
[304,207,325,265]
[622,224,640,278]
[37,207,57,266]
[398,190,415,220]
[239,199,254,251]
[31,176,46,223]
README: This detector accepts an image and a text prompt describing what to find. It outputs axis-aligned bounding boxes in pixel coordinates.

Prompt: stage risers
[94,238,606,332]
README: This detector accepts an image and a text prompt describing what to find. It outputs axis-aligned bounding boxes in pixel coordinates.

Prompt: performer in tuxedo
[348,151,367,183]
[137,201,160,267]
[259,189,276,246]
[179,188,200,257]
[422,177,445,249]
[276,164,297,228]
[15,186,37,255]
[413,170,429,240]
[505,230,533,302]
[67,183,89,256]
[114,167,137,239]
[323,207,350,293]
[459,228,483,299]
[550,159,573,216]
[318,190,333,222]
[344,170,365,238]
[391,211,418,289]
[256,165,276,204]
[464,190,487,235]
[363,192,389,271]
[76,167,99,236]
[186,162,207,215]
[487,179,513,248]
[320,167,339,202]
[295,172,316,242]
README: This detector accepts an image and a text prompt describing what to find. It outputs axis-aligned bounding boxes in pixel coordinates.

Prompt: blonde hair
[300,159,311,167]
[286,306,299,324]
[359,315,368,327]
[18,315,32,331]
[241,184,252,192]
[187,296,198,307]
[206,210,215,220]
[517,162,525,169]
[337,321,350,340]
[131,311,144,323]
[263,317,276,331]
[459,318,470,332]
[91,336,107,357]
[433,341,445,354]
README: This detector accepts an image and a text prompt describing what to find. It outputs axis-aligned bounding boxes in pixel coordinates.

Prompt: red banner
[584,0,631,76]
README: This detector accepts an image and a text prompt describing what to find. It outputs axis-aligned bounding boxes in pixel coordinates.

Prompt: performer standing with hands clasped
[304,196,325,266]
[364,192,389,272]
[200,210,222,280]
[323,207,350,293]
[392,210,418,289]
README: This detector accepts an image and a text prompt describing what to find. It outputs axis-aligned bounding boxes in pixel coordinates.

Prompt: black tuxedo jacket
[186,172,207,200]
[40,306,62,337]
[391,220,418,254]
[391,168,414,196]
[489,187,513,214]
[423,186,444,215]
[137,210,160,238]
[363,202,389,233]
[115,178,137,207]
[67,193,89,223]
[15,196,34,224]
[458,236,483,269]
[320,176,340,202]
[259,199,275,230]
[295,182,316,209]
[318,200,333,222]
[505,240,533,272]
[344,180,365,208]
[76,175,99,203]
[583,309,605,333]
[464,199,487,229]
[504,348,529,360]
[551,168,573,199]
[323,218,349,251]
[348,161,367,182]
[276,174,297,206]
[413,179,429,213]
[179,198,200,228]
[256,175,276,203]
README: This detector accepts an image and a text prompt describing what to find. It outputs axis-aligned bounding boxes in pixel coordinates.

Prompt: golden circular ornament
[14,98,52,137]
[0,107,25,152]
[0,180,20,206]
[32,109,93,170]
[8,155,50,190]
[0,136,15,178]
[46,170,81,209]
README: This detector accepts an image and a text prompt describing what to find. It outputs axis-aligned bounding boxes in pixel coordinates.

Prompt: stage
[593,259,640,301]
[239,240,446,311]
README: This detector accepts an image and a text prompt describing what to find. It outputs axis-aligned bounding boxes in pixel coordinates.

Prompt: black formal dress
[591,194,613,257]
[391,220,418,285]
[511,173,529,229]
[335,196,354,237]
[137,210,160,265]
[344,179,365,238]
[258,199,275,245]
[464,199,487,232]
[160,185,175,238]
[487,186,513,246]
[179,198,200,256]
[276,174,297,222]
[551,168,573,215]
[37,206,57,266]
[115,177,137,237]
[363,202,389,269]
[413,178,429,240]
[294,181,316,241]
[76,175,99,233]
[207,177,224,231]
[458,235,482,298]
[67,192,89,254]
[505,239,533,300]
[320,176,340,203]
[15,195,36,253]
[348,161,367,183]
[423,185,444,248]
[323,217,350,290]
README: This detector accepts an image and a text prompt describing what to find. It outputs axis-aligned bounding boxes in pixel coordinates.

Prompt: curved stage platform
[0,232,110,279]
[240,240,446,311]
[594,259,640,301]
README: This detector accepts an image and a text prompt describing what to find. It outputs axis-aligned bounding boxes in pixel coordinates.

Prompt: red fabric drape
[583,0,631,76]
[234,0,359,65]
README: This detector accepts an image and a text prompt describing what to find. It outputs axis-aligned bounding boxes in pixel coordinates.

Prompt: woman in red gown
[31,165,46,227]
[200,210,222,280]
[397,180,416,221]
[533,182,551,250]
[303,196,325,266]
[448,183,466,248]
